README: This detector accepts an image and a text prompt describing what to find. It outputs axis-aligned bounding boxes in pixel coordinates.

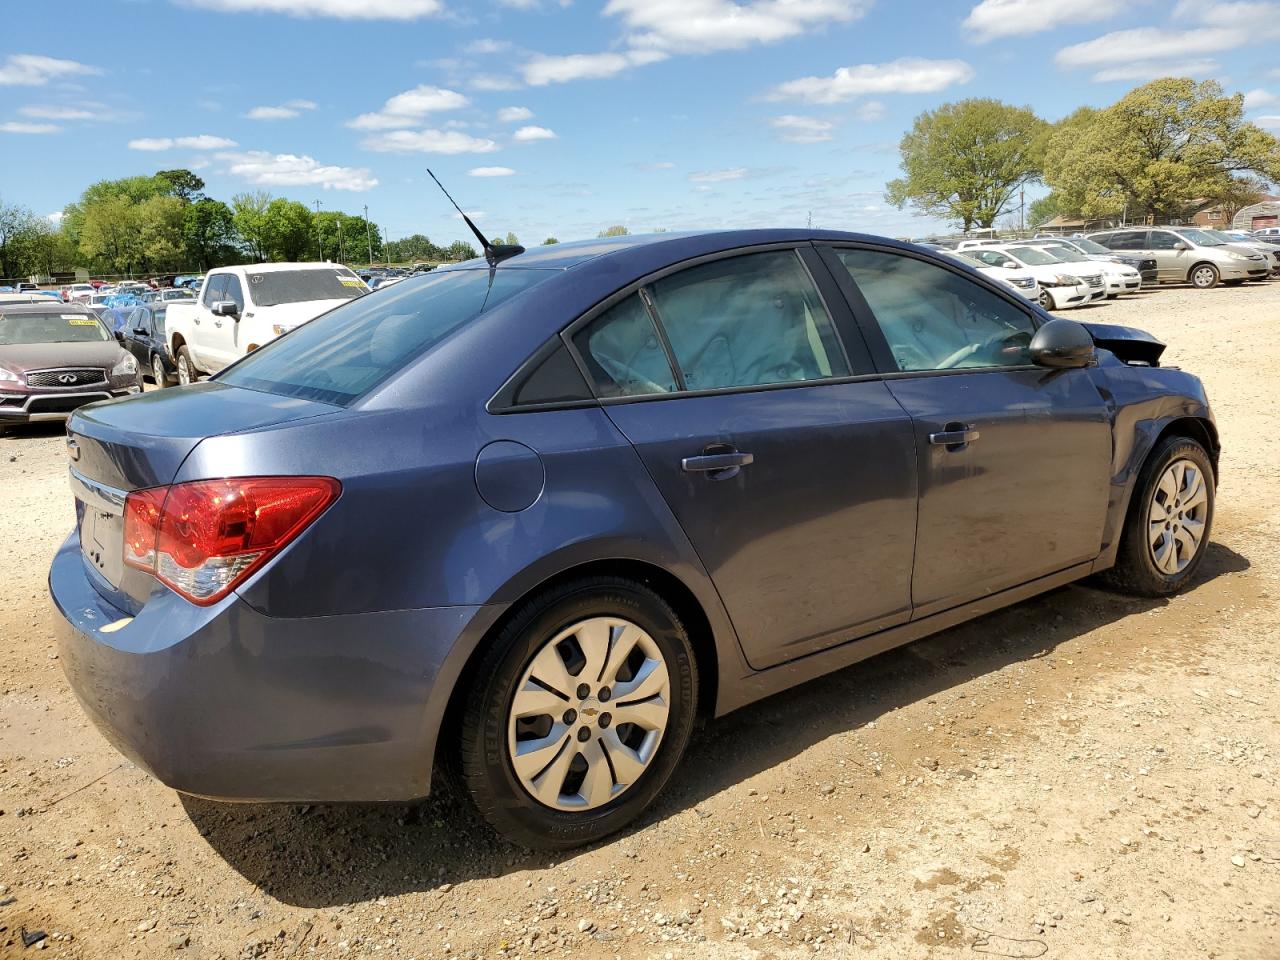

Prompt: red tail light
[123,477,341,606]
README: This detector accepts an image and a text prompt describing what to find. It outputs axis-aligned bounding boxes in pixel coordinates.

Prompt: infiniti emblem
[58,373,77,384]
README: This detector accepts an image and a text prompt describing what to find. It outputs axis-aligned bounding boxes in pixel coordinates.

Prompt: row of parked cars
[921,226,1280,311]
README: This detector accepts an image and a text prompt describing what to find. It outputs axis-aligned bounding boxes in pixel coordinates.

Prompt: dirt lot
[1,282,1277,960]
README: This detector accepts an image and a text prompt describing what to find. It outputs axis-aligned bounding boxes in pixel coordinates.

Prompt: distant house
[1232,197,1280,231]
[1035,215,1121,235]
[1183,198,1231,228]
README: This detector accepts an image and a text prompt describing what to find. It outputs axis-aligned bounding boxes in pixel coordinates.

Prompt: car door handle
[929,425,980,447]
[681,451,754,473]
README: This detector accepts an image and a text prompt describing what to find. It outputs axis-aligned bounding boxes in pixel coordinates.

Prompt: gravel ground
[1,282,1277,959]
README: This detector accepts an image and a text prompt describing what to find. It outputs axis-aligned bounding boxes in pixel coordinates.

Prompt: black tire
[460,576,698,850]
[1189,263,1220,289]
[1038,289,1054,310]
[175,345,200,385]
[1099,435,1215,597]
[150,353,169,388]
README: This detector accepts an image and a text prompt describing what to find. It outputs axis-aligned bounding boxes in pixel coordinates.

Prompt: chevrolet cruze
[51,231,1218,849]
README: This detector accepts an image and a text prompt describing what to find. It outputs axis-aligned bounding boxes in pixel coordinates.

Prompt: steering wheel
[934,330,1032,370]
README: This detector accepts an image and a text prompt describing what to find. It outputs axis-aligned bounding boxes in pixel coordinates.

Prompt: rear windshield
[244,268,369,307]
[0,311,109,344]
[218,268,554,405]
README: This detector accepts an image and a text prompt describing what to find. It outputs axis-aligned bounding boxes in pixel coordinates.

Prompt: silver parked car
[1207,230,1280,275]
[1087,227,1271,289]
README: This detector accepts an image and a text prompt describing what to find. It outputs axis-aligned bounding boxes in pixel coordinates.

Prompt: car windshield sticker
[67,318,98,326]
[339,278,365,288]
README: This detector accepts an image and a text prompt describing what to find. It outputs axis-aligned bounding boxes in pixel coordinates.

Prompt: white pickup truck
[166,262,369,384]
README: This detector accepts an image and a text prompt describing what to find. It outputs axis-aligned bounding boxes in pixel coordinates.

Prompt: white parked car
[165,262,369,384]
[65,283,96,302]
[964,246,1104,310]
[945,250,1040,302]
[1013,241,1143,298]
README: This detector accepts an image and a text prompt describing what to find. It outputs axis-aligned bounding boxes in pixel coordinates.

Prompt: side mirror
[1002,260,1019,270]
[1030,318,1096,369]
[210,300,239,318]
[1174,241,1191,251]
[113,330,125,342]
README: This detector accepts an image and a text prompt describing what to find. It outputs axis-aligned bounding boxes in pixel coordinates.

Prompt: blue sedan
[51,230,1217,849]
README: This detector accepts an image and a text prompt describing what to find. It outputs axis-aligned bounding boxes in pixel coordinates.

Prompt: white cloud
[470,74,521,91]
[1089,59,1220,82]
[689,167,747,183]
[636,161,676,170]
[1256,115,1280,129]
[128,134,238,150]
[854,100,887,121]
[347,85,468,130]
[522,50,667,85]
[218,150,378,190]
[47,211,65,224]
[964,0,1126,41]
[0,53,101,86]
[466,38,512,54]
[469,166,517,176]
[246,98,317,120]
[1245,88,1279,108]
[18,104,96,120]
[1,121,59,134]
[180,0,443,19]
[360,128,499,154]
[497,105,534,122]
[512,124,557,141]
[1055,27,1250,68]
[767,58,974,104]
[609,0,871,54]
[770,115,834,143]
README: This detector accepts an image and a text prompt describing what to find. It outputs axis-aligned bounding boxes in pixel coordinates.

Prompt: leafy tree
[0,200,40,280]
[263,199,315,261]
[137,195,186,271]
[156,169,206,203]
[231,191,273,261]
[383,234,435,263]
[445,240,479,261]
[504,231,519,246]
[597,225,630,237]
[886,98,1047,232]
[183,198,237,270]
[1209,175,1271,226]
[80,195,143,273]
[1042,78,1280,222]
[1027,193,1066,228]
[542,236,559,245]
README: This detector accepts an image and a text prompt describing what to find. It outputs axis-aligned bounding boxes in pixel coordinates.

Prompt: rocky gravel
[1,282,1277,959]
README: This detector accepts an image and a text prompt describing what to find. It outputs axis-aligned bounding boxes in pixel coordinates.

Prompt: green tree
[183,199,237,270]
[0,200,40,280]
[156,169,206,203]
[262,199,315,261]
[137,195,186,271]
[597,225,630,237]
[231,191,273,261]
[504,231,520,246]
[445,240,479,261]
[1042,78,1280,222]
[80,195,143,273]
[542,236,559,245]
[886,98,1047,232]
[1027,193,1066,228]
[383,234,434,263]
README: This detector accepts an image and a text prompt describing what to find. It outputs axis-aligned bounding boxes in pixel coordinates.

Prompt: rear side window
[573,294,678,398]
[219,268,554,406]
[1104,232,1146,251]
[647,250,849,391]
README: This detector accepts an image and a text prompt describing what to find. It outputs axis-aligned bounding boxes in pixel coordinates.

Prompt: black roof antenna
[427,168,525,265]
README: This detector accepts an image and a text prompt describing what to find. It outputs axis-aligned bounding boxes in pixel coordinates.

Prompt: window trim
[561,242,871,407]
[815,241,1044,379]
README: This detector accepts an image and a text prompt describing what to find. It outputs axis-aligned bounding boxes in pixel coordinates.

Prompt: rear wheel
[1190,263,1220,289]
[1100,435,1214,597]
[175,346,199,385]
[460,577,697,850]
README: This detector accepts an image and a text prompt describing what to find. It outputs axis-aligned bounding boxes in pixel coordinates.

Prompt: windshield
[1177,228,1225,246]
[0,311,110,345]
[1008,247,1060,266]
[219,268,555,405]
[1070,237,1110,254]
[244,268,369,307]
[1034,245,1082,261]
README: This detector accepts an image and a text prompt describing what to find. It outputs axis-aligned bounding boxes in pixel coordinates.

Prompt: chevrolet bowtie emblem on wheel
[580,707,599,719]
[58,374,77,384]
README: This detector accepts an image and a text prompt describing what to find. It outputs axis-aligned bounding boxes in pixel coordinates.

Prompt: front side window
[219,268,554,406]
[1148,231,1182,250]
[646,250,849,391]
[835,249,1036,372]
[202,274,228,307]
[222,274,245,311]
[572,294,678,398]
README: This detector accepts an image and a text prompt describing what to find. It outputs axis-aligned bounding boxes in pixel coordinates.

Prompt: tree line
[0,169,486,281]
[886,78,1280,233]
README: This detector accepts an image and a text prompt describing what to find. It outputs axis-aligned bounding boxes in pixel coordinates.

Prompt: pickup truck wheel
[151,353,168,389]
[176,347,199,385]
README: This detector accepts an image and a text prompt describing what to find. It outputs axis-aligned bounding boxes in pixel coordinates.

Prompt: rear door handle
[682,451,754,474]
[929,424,980,447]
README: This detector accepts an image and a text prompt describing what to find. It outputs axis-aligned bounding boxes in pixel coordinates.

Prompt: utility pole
[1019,187,1025,234]
[336,216,344,264]
[313,199,323,261]
[364,204,374,266]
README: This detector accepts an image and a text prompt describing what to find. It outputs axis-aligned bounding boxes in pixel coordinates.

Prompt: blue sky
[3,0,1279,245]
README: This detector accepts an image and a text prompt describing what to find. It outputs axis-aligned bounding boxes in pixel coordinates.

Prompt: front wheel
[460,577,698,850]
[1100,435,1214,597]
[1190,264,1220,289]
[1038,288,1055,310]
[151,353,168,388]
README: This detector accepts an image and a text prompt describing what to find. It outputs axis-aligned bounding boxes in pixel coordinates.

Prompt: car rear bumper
[0,386,140,423]
[49,532,489,802]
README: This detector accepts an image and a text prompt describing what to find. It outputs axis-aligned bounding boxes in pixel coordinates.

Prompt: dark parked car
[119,304,175,387]
[0,302,141,434]
[50,230,1218,849]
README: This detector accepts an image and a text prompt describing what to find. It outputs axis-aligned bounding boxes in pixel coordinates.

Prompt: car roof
[0,301,95,315]
[215,262,350,273]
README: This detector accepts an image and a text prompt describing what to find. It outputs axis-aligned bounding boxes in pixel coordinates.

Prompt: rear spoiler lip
[1078,321,1166,366]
